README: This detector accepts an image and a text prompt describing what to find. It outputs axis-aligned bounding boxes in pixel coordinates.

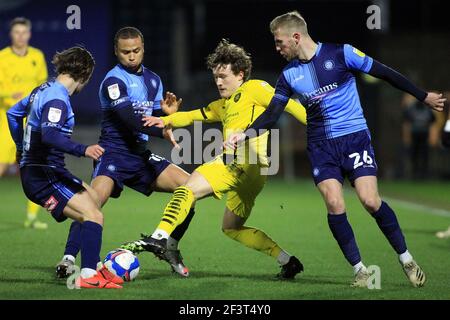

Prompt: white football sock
[63,255,75,263]
[277,250,291,266]
[80,267,97,279]
[352,261,367,275]
[399,250,413,265]
[151,229,169,240]
[167,237,179,250]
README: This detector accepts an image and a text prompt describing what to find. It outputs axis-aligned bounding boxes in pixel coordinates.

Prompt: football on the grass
[103,249,140,281]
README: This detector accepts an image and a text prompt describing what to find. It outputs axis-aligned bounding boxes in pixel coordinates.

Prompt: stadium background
[0,0,450,301]
[1,0,448,181]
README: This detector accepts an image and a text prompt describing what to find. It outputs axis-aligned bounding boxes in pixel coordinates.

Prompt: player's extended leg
[222,207,303,279]
[317,178,369,287]
[154,171,213,240]
[62,189,121,289]
[150,164,196,277]
[151,164,196,251]
[354,176,426,287]
[121,171,214,256]
[24,200,48,230]
[56,178,113,278]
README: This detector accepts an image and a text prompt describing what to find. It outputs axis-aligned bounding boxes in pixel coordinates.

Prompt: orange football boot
[98,266,125,285]
[76,274,122,289]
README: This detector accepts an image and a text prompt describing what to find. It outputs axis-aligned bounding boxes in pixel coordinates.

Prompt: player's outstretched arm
[142,108,212,129]
[40,101,89,157]
[368,60,446,111]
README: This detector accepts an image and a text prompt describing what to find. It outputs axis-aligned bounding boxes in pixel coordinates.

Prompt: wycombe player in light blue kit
[7,47,123,288]
[226,11,446,287]
[55,27,194,279]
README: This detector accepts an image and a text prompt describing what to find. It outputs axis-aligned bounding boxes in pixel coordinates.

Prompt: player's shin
[223,226,282,258]
[327,213,363,268]
[153,186,195,239]
[64,220,82,258]
[371,201,409,259]
[80,221,103,279]
[168,208,195,250]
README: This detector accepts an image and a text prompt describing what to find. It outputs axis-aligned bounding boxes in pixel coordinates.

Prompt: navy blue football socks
[80,221,103,270]
[372,201,407,254]
[327,213,362,266]
[64,220,82,257]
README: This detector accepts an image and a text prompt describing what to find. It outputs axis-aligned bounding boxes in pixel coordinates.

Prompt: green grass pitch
[0,177,449,300]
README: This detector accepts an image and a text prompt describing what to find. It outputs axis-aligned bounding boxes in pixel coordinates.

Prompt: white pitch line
[383,197,450,218]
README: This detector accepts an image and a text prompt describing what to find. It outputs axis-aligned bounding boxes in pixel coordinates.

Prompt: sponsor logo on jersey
[48,107,62,123]
[303,82,339,102]
[107,83,120,100]
[44,195,59,212]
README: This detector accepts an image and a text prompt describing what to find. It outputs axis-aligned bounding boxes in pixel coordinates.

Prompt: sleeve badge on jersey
[48,107,62,123]
[352,47,366,58]
[234,93,241,103]
[107,83,121,100]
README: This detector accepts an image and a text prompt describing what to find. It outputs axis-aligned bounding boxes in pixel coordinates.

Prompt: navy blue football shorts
[92,149,171,198]
[307,129,378,186]
[20,165,85,222]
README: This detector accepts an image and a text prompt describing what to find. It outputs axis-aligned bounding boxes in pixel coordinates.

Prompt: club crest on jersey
[234,93,241,102]
[107,83,120,100]
[48,107,62,123]
[44,195,59,212]
[323,60,335,71]
[313,168,320,177]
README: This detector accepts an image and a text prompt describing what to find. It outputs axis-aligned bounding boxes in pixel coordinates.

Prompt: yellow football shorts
[195,154,267,219]
[0,109,16,164]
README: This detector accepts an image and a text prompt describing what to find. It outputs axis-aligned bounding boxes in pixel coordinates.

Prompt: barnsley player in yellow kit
[122,40,307,278]
[0,17,48,229]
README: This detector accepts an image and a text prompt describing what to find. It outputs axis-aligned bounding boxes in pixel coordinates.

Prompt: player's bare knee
[326,197,345,213]
[361,197,381,213]
[82,208,104,225]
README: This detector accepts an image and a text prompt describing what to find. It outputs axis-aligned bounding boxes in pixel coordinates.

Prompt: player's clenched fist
[85,144,105,160]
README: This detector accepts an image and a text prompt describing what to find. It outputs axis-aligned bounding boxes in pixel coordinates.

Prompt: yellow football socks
[26,201,40,220]
[223,226,282,258]
[157,186,195,235]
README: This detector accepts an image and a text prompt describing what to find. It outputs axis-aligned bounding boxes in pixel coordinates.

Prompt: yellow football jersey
[161,79,307,165]
[0,46,47,164]
[0,46,48,110]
